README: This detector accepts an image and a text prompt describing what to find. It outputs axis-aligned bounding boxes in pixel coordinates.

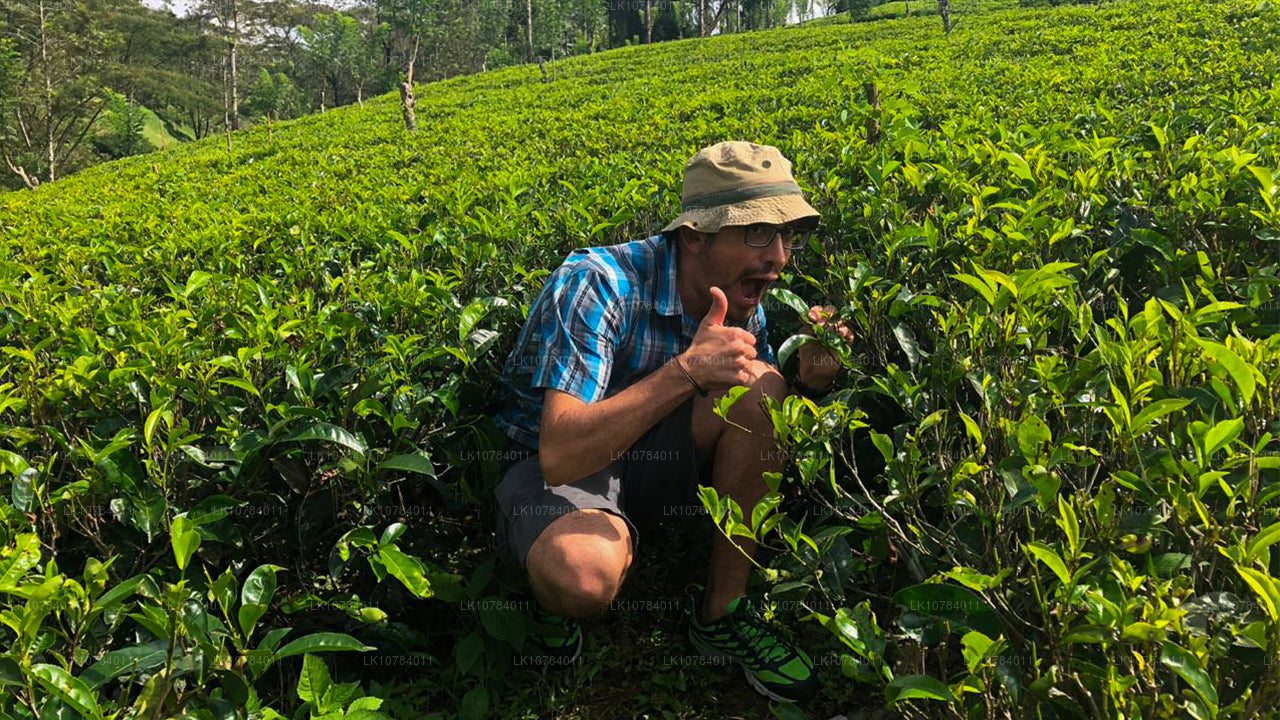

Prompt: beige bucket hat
[661,141,820,238]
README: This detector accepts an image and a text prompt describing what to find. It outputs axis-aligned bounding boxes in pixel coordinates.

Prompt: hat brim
[660,193,820,237]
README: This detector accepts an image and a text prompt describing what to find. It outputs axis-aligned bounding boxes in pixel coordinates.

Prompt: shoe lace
[733,599,794,664]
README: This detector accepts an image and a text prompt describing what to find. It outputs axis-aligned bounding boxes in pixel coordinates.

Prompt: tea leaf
[1245,522,1280,563]
[296,654,331,705]
[171,515,202,572]
[280,422,369,456]
[378,451,436,479]
[1234,566,1280,622]
[1130,398,1191,436]
[1025,542,1071,587]
[275,632,376,660]
[31,664,104,720]
[1159,641,1219,712]
[885,674,953,704]
[1194,339,1256,406]
[1056,496,1080,559]
[1203,417,1244,459]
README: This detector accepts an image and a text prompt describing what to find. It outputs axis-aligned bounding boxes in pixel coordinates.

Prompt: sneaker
[686,584,818,703]
[524,604,584,665]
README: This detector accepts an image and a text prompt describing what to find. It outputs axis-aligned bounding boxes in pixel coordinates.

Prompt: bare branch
[60,100,108,167]
[4,153,39,190]
[15,106,34,148]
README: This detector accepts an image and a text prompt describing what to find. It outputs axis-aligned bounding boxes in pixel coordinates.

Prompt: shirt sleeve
[750,303,777,367]
[528,265,622,403]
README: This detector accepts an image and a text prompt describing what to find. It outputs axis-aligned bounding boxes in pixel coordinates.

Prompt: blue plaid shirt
[494,233,776,450]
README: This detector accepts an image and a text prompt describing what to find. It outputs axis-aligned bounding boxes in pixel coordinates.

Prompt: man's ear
[679,226,713,255]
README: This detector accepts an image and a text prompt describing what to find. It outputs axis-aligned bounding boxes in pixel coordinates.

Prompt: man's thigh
[493,451,638,572]
[690,358,784,460]
[492,396,707,569]
[616,396,708,530]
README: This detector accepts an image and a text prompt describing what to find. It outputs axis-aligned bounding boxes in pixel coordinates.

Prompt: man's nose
[764,234,789,270]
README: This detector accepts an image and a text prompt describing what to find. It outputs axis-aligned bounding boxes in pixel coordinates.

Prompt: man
[492,141,850,704]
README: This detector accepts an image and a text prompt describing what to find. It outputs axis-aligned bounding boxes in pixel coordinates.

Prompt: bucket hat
[661,141,820,238]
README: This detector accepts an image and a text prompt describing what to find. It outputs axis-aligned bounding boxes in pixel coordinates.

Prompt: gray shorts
[492,397,708,570]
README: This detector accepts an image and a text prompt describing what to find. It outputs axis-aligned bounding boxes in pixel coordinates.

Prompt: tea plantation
[3,0,1280,717]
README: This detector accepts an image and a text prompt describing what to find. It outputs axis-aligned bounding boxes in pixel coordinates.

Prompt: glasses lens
[743,224,774,247]
[781,228,809,250]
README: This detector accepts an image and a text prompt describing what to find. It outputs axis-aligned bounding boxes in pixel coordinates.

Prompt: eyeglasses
[737,223,811,250]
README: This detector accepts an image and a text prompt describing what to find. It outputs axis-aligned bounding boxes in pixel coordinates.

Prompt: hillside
[2,0,1280,718]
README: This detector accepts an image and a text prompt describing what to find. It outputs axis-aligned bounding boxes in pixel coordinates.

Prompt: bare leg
[525,509,633,618]
[691,360,788,621]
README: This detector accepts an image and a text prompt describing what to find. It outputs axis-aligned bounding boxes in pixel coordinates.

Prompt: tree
[245,67,299,121]
[93,91,150,158]
[826,0,872,22]
[251,0,318,109]
[524,0,533,60]
[100,4,222,141]
[651,1,696,41]
[938,0,952,32]
[194,0,249,131]
[0,0,126,189]
[742,0,793,30]
[371,0,490,128]
[299,12,382,108]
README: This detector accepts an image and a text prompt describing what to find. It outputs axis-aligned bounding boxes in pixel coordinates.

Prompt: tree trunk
[38,0,55,183]
[644,0,651,43]
[938,0,952,33]
[229,0,240,130]
[864,81,881,145]
[221,46,230,132]
[525,0,534,62]
[399,36,418,132]
[699,0,706,36]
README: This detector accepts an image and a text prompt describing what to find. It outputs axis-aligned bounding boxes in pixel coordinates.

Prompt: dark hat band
[681,181,802,211]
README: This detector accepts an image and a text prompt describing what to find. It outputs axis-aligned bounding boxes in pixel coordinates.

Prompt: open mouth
[738,275,775,305]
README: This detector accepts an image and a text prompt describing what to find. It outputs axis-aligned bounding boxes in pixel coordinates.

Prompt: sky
[140,0,194,15]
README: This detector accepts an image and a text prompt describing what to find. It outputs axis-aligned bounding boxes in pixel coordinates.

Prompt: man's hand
[797,305,852,390]
[679,286,764,392]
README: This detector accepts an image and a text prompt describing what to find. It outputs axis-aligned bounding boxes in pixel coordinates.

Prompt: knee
[553,565,618,616]
[527,515,631,617]
[748,360,787,401]
[725,360,786,429]
[533,542,625,615]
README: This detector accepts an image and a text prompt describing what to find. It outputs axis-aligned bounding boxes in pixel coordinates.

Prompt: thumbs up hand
[701,284,729,327]
[678,286,763,392]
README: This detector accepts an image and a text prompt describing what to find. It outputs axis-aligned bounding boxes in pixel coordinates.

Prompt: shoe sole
[687,627,798,703]
[566,632,583,664]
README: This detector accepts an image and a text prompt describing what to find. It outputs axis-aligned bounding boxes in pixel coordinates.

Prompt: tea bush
[2,0,1279,717]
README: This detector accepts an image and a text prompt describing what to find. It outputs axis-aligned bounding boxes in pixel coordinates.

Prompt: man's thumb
[702,286,728,326]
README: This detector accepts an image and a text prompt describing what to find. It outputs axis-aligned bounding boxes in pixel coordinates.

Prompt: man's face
[699,224,792,323]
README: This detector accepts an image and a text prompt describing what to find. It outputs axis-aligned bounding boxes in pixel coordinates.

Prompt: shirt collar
[653,233,755,337]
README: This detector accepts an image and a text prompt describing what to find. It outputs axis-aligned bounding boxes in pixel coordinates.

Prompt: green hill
[2,0,1280,718]
[91,94,195,155]
[135,102,195,149]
